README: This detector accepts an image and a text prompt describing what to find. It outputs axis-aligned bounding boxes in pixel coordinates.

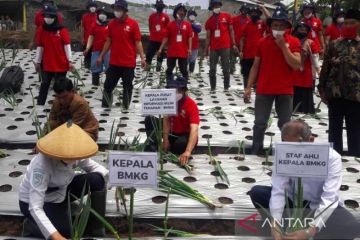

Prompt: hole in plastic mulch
[152,196,167,204]
[0,184,12,192]
[340,185,349,191]
[346,167,359,173]
[214,183,229,189]
[344,200,359,209]
[218,197,233,204]
[242,177,256,183]
[9,171,22,178]
[18,159,31,165]
[183,176,197,183]
[237,166,250,171]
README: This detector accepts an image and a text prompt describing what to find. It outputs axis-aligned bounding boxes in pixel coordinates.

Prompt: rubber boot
[189,62,195,73]
[92,73,100,86]
[101,91,113,108]
[86,190,107,237]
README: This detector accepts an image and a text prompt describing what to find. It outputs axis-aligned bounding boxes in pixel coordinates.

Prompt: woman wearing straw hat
[19,122,108,239]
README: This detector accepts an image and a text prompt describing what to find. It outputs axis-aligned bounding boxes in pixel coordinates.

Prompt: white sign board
[141,88,177,115]
[108,151,158,188]
[275,142,330,178]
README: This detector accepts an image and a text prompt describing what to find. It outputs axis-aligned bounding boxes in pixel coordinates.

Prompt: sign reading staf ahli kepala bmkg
[141,88,177,116]
[275,142,330,178]
[108,151,158,188]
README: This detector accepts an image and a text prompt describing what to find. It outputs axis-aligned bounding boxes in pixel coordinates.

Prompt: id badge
[176,34,182,42]
[311,30,316,38]
[155,24,161,32]
[215,29,221,38]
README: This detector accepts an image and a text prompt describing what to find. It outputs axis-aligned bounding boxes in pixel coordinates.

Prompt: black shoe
[92,73,100,86]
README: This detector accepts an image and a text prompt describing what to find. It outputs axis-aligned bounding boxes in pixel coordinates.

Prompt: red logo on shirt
[221,18,227,23]
[258,24,262,29]
[181,109,186,118]
[125,25,131,32]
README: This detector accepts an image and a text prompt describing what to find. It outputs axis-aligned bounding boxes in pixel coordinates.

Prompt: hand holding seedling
[244,88,252,103]
[179,150,191,166]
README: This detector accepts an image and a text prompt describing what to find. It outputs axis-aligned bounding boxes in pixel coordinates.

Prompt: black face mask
[295,32,307,40]
[250,15,260,23]
[156,7,164,13]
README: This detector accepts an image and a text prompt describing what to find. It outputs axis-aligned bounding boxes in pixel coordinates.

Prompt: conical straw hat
[37,122,98,160]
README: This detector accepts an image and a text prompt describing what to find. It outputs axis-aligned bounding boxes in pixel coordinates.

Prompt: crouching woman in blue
[19,122,108,240]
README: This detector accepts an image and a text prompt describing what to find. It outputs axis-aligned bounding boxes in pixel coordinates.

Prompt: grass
[207,139,230,185]
[158,172,221,209]
[0,89,18,108]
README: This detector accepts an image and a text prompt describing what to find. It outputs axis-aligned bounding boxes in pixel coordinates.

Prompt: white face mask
[189,15,196,21]
[44,17,55,25]
[98,14,107,22]
[337,17,344,23]
[272,29,285,38]
[114,10,124,19]
[304,13,312,19]
[89,7,96,13]
[176,93,183,101]
[213,8,221,14]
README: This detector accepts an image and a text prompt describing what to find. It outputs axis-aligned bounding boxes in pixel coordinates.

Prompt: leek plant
[162,151,194,174]
[158,172,221,209]
[68,184,121,240]
[0,89,18,108]
[207,139,230,185]
[0,149,8,158]
[32,113,51,140]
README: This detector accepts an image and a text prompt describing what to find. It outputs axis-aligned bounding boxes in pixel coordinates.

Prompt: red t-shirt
[36,27,70,72]
[256,34,301,95]
[34,9,63,28]
[205,12,233,50]
[242,20,267,59]
[82,13,97,44]
[324,24,342,41]
[165,20,192,58]
[293,41,317,88]
[302,17,323,53]
[149,12,170,42]
[89,23,108,52]
[107,17,141,68]
[232,15,250,45]
[170,96,200,135]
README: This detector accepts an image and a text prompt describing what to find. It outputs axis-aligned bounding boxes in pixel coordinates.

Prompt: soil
[152,196,167,204]
[218,197,233,204]
[0,184,12,192]
[214,183,229,190]
[9,171,22,178]
[344,200,359,209]
[18,160,30,166]
[237,166,250,171]
[242,177,256,183]
[183,176,197,183]
[346,167,359,173]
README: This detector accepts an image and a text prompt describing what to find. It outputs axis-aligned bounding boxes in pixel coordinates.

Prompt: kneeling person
[145,76,200,166]
[248,120,360,239]
[49,77,99,141]
[19,122,108,239]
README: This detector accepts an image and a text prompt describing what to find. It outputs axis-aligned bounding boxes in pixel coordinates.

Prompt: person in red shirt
[300,4,324,79]
[243,6,301,154]
[83,8,109,86]
[29,0,63,49]
[187,9,202,74]
[239,6,267,90]
[81,0,98,69]
[145,0,170,72]
[34,4,73,106]
[325,8,345,46]
[205,0,238,91]
[97,0,145,110]
[292,22,316,114]
[145,75,200,165]
[157,3,192,81]
[230,4,250,74]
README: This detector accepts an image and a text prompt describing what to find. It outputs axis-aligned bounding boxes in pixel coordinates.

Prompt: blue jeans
[188,49,198,64]
[91,51,110,74]
[248,185,360,239]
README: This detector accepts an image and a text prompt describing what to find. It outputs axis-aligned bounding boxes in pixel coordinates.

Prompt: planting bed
[0,49,348,150]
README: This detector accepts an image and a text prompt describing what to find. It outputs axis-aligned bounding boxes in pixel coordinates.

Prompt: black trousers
[37,71,67,105]
[145,40,165,66]
[328,98,360,157]
[83,45,92,69]
[19,172,105,238]
[240,58,254,89]
[166,57,188,81]
[102,64,135,109]
[144,116,189,155]
[249,185,360,239]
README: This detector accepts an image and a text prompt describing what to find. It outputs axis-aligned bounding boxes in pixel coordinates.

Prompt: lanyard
[176,20,183,34]
[214,14,219,29]
[156,13,161,24]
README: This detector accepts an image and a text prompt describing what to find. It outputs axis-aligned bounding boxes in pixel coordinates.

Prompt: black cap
[239,3,249,13]
[43,4,57,17]
[248,6,262,16]
[173,3,187,19]
[86,0,98,9]
[96,6,106,15]
[267,6,291,28]
[155,0,165,7]
[166,75,187,89]
[345,9,360,21]
[187,9,197,17]
[300,3,315,14]
[208,0,222,11]
[294,21,311,33]
[112,0,128,11]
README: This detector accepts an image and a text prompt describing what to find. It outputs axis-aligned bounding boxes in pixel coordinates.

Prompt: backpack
[0,66,24,93]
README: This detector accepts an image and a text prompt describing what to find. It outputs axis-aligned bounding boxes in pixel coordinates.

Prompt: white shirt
[19,153,108,239]
[270,148,343,230]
